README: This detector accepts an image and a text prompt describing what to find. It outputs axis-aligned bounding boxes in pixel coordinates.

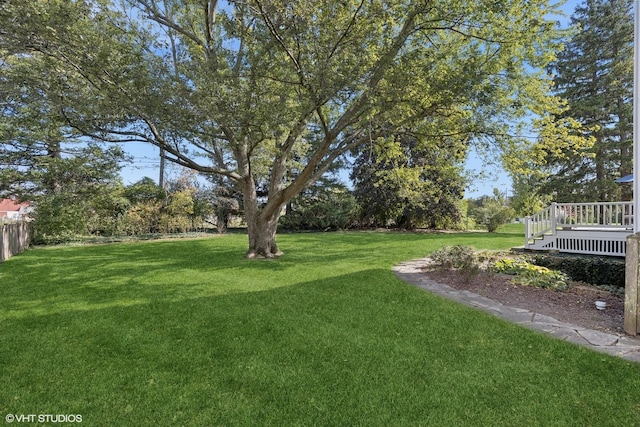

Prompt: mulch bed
[423,268,626,335]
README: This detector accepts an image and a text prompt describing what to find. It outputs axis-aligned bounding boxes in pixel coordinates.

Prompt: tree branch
[327,0,366,60]
[254,0,305,84]
[135,0,206,48]
[204,0,219,47]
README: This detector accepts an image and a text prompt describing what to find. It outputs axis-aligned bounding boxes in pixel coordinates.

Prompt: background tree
[206,175,242,234]
[160,169,211,233]
[120,177,165,234]
[508,175,551,218]
[467,189,515,232]
[280,176,357,231]
[124,177,166,205]
[0,2,131,242]
[351,130,466,229]
[535,0,633,202]
[121,173,214,235]
[1,0,568,257]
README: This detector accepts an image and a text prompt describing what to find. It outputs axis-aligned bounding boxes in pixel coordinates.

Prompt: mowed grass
[1,226,639,426]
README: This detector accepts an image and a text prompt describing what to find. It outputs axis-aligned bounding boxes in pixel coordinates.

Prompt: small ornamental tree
[470,190,515,232]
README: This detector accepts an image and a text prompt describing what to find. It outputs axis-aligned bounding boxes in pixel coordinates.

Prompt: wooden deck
[525,202,633,257]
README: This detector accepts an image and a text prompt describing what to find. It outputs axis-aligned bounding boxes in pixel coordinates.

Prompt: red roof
[0,198,30,213]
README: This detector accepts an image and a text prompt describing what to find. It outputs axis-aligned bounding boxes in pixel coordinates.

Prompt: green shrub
[430,245,476,269]
[532,254,624,289]
[280,189,358,231]
[512,265,568,291]
[474,202,515,232]
[429,245,483,281]
[32,194,89,245]
[431,248,571,291]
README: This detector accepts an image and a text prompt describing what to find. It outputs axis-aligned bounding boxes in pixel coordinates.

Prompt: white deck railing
[526,202,633,239]
[525,202,633,256]
[558,201,633,229]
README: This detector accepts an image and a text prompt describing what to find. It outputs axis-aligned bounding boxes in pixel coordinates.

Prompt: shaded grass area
[1,228,640,426]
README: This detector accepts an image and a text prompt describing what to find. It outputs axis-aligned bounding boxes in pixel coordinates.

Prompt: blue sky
[119,0,583,198]
[463,0,580,198]
[120,142,163,186]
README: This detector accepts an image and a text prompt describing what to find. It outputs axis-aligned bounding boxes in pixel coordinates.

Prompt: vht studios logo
[5,414,83,423]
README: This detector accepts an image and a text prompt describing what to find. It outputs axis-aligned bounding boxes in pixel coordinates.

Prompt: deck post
[624,233,640,335]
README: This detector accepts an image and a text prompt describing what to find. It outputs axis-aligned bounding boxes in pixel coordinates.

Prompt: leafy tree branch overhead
[502,0,633,208]
[1,0,568,257]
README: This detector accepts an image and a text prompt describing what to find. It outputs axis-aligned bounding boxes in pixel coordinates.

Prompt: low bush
[532,254,624,289]
[494,257,568,291]
[431,248,572,291]
[492,257,532,275]
[473,201,515,232]
[430,245,477,270]
[429,245,495,281]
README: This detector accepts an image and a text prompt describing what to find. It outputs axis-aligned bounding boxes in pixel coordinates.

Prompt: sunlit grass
[1,227,639,426]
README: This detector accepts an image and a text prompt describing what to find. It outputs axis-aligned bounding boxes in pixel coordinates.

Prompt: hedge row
[532,254,625,288]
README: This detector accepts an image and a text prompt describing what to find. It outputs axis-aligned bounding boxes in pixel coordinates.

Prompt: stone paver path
[393,259,640,364]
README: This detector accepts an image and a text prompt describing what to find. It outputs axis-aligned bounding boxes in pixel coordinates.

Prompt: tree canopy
[506,0,633,206]
[1,0,568,256]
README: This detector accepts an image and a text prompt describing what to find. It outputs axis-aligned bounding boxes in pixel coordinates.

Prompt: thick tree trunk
[240,175,284,258]
[245,211,282,258]
[215,209,227,234]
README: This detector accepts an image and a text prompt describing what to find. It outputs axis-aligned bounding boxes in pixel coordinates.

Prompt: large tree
[540,0,633,202]
[1,0,567,257]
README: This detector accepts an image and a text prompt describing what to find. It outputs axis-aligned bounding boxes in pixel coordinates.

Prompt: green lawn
[1,226,639,426]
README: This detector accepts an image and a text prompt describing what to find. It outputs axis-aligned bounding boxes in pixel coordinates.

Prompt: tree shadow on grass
[1,229,526,321]
[0,236,293,319]
[1,266,639,426]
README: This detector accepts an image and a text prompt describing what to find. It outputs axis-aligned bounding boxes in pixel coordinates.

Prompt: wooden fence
[1,222,31,262]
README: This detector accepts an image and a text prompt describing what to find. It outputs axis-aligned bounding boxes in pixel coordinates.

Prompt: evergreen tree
[0,11,130,242]
[28,144,128,243]
[544,0,633,202]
